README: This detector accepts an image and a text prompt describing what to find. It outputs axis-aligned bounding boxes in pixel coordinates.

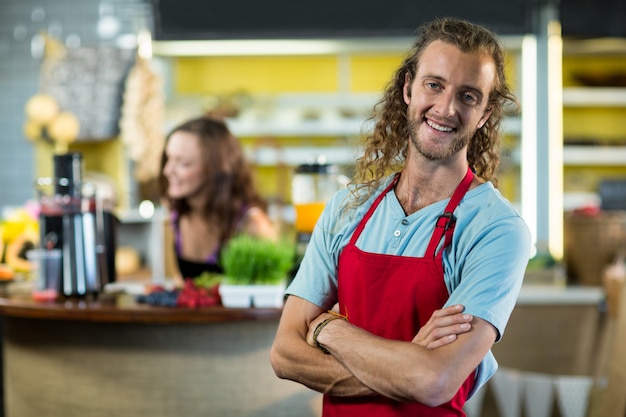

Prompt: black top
[175,254,224,279]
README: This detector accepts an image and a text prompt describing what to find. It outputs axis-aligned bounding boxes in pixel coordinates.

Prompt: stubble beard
[406,112,471,162]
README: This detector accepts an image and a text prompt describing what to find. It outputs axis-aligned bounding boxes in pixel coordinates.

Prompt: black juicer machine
[37,152,117,296]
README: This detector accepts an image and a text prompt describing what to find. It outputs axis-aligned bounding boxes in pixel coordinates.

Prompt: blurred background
[1,1,626,415]
[1,0,625,273]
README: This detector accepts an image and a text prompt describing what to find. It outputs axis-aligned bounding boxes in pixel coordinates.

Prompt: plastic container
[27,248,62,301]
[292,158,345,234]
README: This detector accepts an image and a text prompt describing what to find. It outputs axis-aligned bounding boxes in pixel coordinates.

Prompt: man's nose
[434,91,456,118]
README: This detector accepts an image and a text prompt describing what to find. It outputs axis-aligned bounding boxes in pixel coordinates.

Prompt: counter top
[0,291,282,324]
[0,282,604,324]
[516,285,604,305]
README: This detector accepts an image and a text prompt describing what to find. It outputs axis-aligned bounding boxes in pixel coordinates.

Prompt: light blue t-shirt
[287,175,531,397]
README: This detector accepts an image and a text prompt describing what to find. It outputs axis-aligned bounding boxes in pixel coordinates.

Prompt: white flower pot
[219,285,253,308]
[219,284,286,308]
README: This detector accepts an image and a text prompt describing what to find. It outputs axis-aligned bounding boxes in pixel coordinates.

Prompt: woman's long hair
[351,17,519,205]
[159,117,267,245]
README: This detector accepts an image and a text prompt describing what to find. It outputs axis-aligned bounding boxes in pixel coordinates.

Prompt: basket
[563,211,626,286]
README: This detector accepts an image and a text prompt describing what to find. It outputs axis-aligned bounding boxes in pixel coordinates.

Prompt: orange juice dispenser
[291,158,345,274]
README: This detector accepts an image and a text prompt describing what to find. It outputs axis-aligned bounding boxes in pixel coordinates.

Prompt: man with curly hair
[271,17,531,416]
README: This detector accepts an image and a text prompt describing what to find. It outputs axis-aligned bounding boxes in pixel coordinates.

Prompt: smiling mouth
[426,119,455,133]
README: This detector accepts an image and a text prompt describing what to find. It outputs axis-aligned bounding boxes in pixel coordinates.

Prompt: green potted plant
[219,235,295,308]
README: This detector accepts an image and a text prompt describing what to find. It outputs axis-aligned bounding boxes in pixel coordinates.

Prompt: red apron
[323,167,475,417]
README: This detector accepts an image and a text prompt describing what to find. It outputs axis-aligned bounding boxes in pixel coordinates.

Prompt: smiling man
[271,17,531,417]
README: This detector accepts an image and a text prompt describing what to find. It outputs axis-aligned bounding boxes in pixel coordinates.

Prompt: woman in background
[159,116,277,281]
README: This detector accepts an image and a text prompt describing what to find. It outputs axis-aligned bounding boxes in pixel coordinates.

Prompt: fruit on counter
[136,279,221,308]
[192,271,223,289]
[2,208,39,273]
[4,227,39,273]
[1,208,39,244]
[176,279,221,308]
[0,264,14,281]
[25,94,59,124]
[136,288,180,307]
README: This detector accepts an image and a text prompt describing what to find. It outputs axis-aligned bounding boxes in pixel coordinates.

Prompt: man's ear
[403,72,412,105]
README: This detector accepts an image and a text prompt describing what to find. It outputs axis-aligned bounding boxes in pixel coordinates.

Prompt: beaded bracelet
[312,315,347,354]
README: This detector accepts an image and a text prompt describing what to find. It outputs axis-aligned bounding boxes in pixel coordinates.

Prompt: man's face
[403,40,496,162]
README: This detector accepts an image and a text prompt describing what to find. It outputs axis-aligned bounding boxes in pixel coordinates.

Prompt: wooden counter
[0,289,321,417]
[0,291,283,323]
[470,285,609,417]
[0,284,609,417]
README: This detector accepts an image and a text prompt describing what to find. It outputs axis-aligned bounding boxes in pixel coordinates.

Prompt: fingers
[430,303,464,318]
[425,305,472,329]
[422,321,472,349]
[411,304,474,349]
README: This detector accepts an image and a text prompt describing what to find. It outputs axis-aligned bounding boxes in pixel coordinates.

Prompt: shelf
[228,115,520,139]
[169,92,521,138]
[244,117,522,166]
[510,145,626,167]
[229,117,374,138]
[563,87,626,107]
[245,145,357,166]
[563,145,626,166]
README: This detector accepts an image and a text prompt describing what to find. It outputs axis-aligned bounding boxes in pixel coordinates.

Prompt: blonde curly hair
[350,17,519,206]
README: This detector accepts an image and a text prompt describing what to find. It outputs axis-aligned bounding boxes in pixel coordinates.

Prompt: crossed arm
[270,295,497,407]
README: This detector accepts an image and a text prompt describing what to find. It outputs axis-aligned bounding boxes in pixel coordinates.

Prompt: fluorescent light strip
[520,34,538,258]
[547,21,564,260]
[152,36,524,57]
[151,38,414,56]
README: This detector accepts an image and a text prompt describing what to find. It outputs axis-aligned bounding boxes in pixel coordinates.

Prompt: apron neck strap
[425,166,474,258]
[348,174,400,246]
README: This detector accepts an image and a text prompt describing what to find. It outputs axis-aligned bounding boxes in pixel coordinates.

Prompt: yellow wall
[174,54,408,95]
[349,54,405,92]
[175,56,341,94]
[562,55,626,141]
[171,51,522,203]
[175,52,518,94]
[31,47,529,208]
[30,44,626,224]
[562,56,626,87]
[562,55,626,194]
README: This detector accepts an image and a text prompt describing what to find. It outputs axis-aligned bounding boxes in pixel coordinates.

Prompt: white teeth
[427,119,454,132]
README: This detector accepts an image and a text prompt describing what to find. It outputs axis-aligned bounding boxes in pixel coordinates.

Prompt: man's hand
[411,304,472,349]
[306,311,346,350]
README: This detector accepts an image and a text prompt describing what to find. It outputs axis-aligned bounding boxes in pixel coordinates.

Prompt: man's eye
[463,93,477,103]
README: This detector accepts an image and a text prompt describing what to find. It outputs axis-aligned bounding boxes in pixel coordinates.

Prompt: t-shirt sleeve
[285,191,352,311]
[445,215,531,341]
